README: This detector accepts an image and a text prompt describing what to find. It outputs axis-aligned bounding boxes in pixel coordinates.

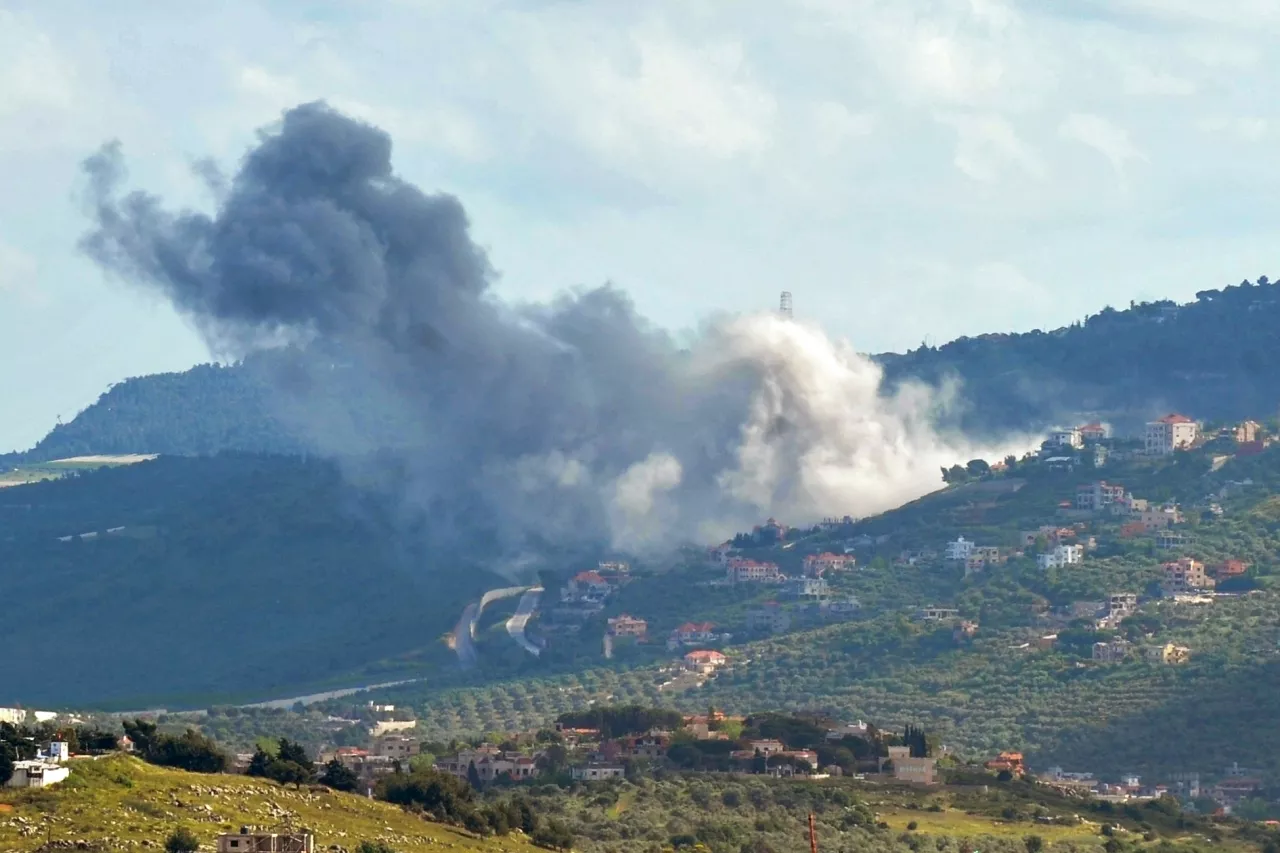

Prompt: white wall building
[945,537,975,561]
[5,761,70,788]
[1050,428,1084,449]
[1037,544,1084,570]
[1145,414,1199,455]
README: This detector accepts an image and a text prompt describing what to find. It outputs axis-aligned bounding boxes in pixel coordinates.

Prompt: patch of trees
[375,766,571,846]
[555,705,683,739]
[246,737,314,787]
[123,719,227,774]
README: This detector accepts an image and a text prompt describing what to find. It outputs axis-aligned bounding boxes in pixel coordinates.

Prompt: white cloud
[526,25,778,168]
[1060,113,1145,178]
[1198,115,1269,142]
[0,12,76,118]
[939,112,1044,182]
[0,243,37,292]
[1123,65,1197,96]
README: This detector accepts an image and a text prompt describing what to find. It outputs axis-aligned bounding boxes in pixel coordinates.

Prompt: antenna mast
[779,291,793,319]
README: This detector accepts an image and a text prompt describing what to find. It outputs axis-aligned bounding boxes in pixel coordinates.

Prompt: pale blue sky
[2,0,1279,452]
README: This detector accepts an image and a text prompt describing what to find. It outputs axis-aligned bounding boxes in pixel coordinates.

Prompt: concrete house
[1146,414,1199,455]
[683,649,728,673]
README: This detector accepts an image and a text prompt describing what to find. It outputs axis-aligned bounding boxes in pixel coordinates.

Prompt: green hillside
[0,455,504,708]
[0,754,535,853]
[262,437,1280,790]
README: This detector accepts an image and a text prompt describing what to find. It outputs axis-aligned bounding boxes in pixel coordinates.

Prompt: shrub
[164,827,200,853]
[532,818,575,851]
[356,843,398,853]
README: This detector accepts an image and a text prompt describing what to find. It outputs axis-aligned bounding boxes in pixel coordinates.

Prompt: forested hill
[878,276,1280,433]
[8,277,1280,461]
[4,359,303,463]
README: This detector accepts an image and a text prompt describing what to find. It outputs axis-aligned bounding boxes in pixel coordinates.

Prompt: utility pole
[808,812,818,853]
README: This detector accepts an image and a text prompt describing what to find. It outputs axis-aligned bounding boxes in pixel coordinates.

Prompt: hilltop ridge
[8,277,1280,462]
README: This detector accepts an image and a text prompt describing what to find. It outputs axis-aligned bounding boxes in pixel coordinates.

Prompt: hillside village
[12,411,1280,833]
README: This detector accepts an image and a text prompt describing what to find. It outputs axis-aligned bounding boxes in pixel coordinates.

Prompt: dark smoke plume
[80,102,1025,571]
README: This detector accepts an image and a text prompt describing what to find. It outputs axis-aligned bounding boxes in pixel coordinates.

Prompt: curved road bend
[506,587,545,656]
[453,586,528,668]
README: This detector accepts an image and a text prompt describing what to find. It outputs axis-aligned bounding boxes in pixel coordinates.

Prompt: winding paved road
[452,586,528,668]
[506,587,544,656]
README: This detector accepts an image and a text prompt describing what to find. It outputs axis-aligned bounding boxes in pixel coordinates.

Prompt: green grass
[0,755,537,853]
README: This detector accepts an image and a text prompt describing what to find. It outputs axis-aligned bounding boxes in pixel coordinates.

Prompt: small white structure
[1037,544,1084,569]
[572,764,626,781]
[945,537,975,562]
[47,741,71,763]
[1050,428,1084,450]
[5,760,70,788]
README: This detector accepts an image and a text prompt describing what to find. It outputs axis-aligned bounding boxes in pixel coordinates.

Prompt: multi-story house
[1146,414,1199,455]
[725,558,783,583]
[1050,427,1084,449]
[1092,640,1130,663]
[788,576,829,600]
[1079,422,1111,442]
[802,552,856,576]
[1075,481,1126,512]
[564,570,612,602]
[1142,643,1191,664]
[945,537,975,562]
[607,614,649,640]
[1162,557,1213,595]
[1137,505,1183,531]
[746,602,791,634]
[1037,544,1083,569]
[436,747,540,782]
[1107,593,1138,618]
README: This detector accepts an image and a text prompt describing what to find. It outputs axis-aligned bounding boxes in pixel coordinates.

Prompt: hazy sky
[2,0,1279,453]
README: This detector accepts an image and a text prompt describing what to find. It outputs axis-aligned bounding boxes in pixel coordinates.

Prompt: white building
[1146,414,1199,455]
[47,741,71,762]
[945,537,975,562]
[372,735,418,760]
[572,764,626,781]
[1037,544,1084,570]
[1050,428,1084,449]
[5,760,70,788]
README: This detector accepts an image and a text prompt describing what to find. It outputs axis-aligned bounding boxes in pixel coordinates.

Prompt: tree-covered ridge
[2,360,300,463]
[9,277,1280,462]
[877,276,1280,433]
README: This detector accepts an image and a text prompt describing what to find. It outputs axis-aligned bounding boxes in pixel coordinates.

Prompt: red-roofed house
[984,752,1025,775]
[670,622,717,648]
[566,571,611,601]
[1079,422,1111,442]
[803,552,856,576]
[1214,559,1249,579]
[1146,414,1199,455]
[726,558,783,583]
[683,650,727,674]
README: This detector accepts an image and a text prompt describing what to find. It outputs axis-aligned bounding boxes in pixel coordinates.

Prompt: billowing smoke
[80,101,1025,566]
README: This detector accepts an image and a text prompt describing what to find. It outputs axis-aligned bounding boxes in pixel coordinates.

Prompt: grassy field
[0,755,535,853]
[0,454,157,487]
